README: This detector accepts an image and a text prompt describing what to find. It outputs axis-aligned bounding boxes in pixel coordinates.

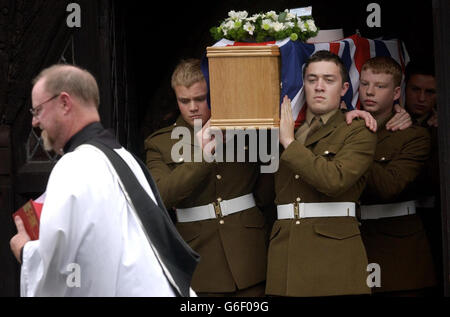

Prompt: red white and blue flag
[203,34,410,126]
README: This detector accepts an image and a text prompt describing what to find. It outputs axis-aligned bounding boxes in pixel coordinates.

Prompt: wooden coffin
[206,45,280,129]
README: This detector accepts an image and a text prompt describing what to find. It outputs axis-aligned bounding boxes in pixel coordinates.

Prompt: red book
[12,198,44,241]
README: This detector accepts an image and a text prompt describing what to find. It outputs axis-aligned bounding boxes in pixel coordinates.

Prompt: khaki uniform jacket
[360,120,436,292]
[144,116,268,293]
[267,110,377,297]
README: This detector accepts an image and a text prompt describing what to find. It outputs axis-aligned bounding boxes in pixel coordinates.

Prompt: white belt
[277,202,356,219]
[415,196,436,209]
[176,193,256,223]
[360,200,416,220]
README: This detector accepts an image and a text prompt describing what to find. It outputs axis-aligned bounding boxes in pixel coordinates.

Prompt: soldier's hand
[345,109,377,132]
[279,95,295,149]
[427,108,438,128]
[386,104,412,131]
[196,120,221,159]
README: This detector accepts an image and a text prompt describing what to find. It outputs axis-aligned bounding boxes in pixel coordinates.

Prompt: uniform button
[244,146,249,150]
[380,157,386,161]
[294,174,300,180]
[324,150,330,155]
[219,220,225,225]
[295,220,301,225]
[216,174,222,180]
[296,197,301,202]
[178,157,184,163]
[217,197,222,202]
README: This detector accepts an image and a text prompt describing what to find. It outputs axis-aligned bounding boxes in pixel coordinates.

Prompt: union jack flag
[203,34,410,126]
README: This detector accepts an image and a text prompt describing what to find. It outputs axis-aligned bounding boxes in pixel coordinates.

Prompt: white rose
[237,11,248,19]
[286,12,296,20]
[285,21,295,29]
[298,18,307,32]
[307,19,317,32]
[224,20,235,29]
[266,11,278,20]
[273,22,285,32]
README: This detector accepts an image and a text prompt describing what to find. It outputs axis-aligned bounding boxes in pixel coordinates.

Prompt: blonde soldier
[144,59,268,296]
[358,57,436,295]
[266,51,377,297]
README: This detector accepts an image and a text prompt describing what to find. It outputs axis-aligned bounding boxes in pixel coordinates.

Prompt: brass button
[296,197,301,202]
[294,174,300,180]
[244,146,249,150]
[216,175,222,180]
[219,220,225,225]
[173,123,177,126]
[178,157,184,163]
[295,220,300,225]
[324,150,330,155]
[380,157,386,161]
[217,197,222,202]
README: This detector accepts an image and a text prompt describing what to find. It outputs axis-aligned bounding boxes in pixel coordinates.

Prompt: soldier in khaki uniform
[358,57,436,295]
[266,51,377,297]
[404,61,442,295]
[144,59,268,296]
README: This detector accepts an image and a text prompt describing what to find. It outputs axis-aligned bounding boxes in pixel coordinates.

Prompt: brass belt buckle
[213,201,223,218]
[293,201,300,225]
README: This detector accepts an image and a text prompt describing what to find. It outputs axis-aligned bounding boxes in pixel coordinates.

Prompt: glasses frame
[29,94,60,117]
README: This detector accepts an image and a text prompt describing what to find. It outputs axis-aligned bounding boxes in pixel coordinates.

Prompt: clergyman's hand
[279,95,295,149]
[10,216,31,263]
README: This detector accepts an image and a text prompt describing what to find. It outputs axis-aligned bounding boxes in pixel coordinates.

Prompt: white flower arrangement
[210,9,319,42]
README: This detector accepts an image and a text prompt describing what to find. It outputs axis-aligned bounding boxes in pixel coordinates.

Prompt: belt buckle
[213,201,223,218]
[293,201,301,224]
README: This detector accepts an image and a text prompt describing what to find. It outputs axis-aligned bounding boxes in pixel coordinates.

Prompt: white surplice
[21,144,181,297]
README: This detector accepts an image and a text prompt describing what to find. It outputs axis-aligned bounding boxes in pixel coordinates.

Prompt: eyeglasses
[29,94,59,117]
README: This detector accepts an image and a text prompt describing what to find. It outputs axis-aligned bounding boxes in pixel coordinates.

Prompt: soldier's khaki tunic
[145,116,268,294]
[360,117,436,292]
[266,110,377,297]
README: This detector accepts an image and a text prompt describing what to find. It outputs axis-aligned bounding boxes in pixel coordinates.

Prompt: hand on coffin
[280,95,295,149]
[195,119,223,159]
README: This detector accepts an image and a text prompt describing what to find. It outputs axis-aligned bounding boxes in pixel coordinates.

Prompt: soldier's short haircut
[33,64,100,108]
[303,50,349,84]
[405,60,435,85]
[171,59,205,89]
[362,56,403,87]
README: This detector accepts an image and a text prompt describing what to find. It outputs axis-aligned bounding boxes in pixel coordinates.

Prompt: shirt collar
[63,121,121,154]
[306,108,339,125]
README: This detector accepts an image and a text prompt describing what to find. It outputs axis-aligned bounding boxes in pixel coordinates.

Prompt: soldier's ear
[341,82,350,97]
[393,86,401,101]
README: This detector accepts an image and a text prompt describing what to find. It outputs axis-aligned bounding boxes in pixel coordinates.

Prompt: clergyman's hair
[171,59,205,89]
[303,50,349,83]
[32,64,100,108]
[362,56,403,87]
